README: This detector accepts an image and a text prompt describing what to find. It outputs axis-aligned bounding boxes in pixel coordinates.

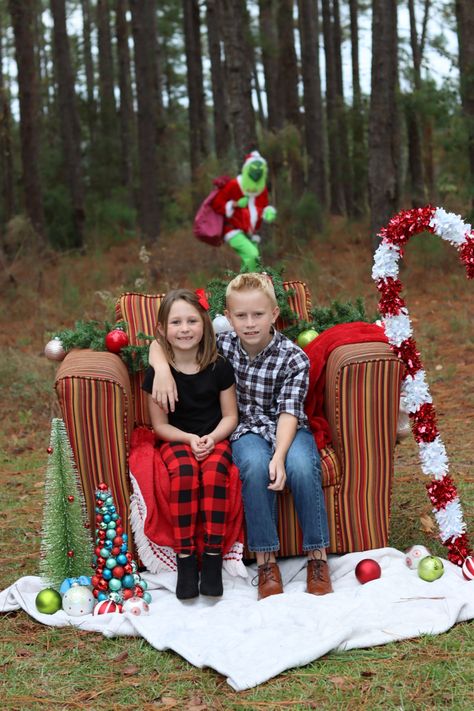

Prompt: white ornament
[434,498,466,542]
[62,583,94,616]
[405,545,431,569]
[419,436,449,479]
[401,370,432,414]
[213,314,233,334]
[44,338,66,361]
[122,596,150,616]
[382,309,412,347]
[371,242,401,281]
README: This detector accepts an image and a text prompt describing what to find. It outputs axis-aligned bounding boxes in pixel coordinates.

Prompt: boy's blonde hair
[225,273,277,308]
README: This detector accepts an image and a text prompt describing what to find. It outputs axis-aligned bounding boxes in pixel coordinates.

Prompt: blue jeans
[231,428,330,553]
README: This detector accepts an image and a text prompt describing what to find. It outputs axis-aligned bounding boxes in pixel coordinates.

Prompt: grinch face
[241,159,267,195]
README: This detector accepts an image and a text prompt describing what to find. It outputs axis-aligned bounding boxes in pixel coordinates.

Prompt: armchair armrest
[55,349,135,552]
[324,342,404,551]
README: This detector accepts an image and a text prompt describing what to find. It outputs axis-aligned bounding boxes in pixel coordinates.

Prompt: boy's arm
[207,384,238,444]
[149,339,178,413]
[268,413,297,491]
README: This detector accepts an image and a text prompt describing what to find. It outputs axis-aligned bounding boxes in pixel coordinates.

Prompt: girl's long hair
[156,288,218,371]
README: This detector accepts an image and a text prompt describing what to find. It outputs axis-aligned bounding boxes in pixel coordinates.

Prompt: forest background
[1,1,474,709]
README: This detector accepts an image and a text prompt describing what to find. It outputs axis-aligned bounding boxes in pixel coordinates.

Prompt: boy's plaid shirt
[217,330,310,448]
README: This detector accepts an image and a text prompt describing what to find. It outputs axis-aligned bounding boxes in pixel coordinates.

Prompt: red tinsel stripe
[459,232,474,279]
[446,533,471,567]
[410,402,438,442]
[426,475,458,509]
[376,277,406,316]
[378,206,436,246]
[391,338,423,377]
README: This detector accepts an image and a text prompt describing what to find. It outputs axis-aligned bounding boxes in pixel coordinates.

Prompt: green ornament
[36,588,62,614]
[418,555,444,582]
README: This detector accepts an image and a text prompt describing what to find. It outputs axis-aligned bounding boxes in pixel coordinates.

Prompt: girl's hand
[190,435,208,461]
[268,456,286,491]
[199,435,215,455]
[152,371,178,413]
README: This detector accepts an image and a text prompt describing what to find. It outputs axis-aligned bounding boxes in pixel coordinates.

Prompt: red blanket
[129,427,244,557]
[304,322,388,449]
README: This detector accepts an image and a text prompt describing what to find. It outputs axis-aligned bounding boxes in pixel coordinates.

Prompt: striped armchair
[55,282,404,558]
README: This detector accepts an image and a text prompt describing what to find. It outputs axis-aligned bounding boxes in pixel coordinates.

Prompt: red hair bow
[195,288,209,311]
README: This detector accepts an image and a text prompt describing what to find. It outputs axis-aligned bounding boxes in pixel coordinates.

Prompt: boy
[150,274,333,599]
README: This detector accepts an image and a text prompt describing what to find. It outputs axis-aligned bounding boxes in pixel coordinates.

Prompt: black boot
[176,553,199,600]
[199,553,223,597]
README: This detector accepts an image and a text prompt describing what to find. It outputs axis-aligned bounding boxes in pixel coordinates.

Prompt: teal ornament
[107,521,116,529]
[100,547,110,558]
[105,540,113,549]
[122,574,134,589]
[109,591,123,603]
[105,557,117,569]
[106,497,113,505]
[131,561,137,573]
[99,522,107,530]
[106,529,116,540]
[109,578,122,591]
[143,592,152,604]
[112,513,119,521]
[138,580,148,590]
[133,573,140,584]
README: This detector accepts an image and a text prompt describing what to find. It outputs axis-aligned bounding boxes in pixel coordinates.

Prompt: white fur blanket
[1,548,473,691]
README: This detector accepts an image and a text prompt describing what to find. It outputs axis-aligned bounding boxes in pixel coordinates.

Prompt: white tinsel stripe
[430,207,470,247]
[418,436,449,479]
[382,309,412,347]
[434,498,466,542]
[401,370,432,413]
[371,241,401,280]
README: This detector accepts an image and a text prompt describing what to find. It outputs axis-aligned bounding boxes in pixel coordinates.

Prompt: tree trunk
[8,0,45,239]
[130,0,160,240]
[455,0,474,211]
[406,0,426,207]
[297,0,326,206]
[50,0,85,248]
[349,0,366,216]
[115,0,134,195]
[0,14,15,224]
[276,0,300,127]
[97,0,119,184]
[368,0,399,250]
[182,0,208,177]
[332,0,353,215]
[321,0,345,215]
[80,0,96,142]
[220,0,257,161]
[206,0,231,158]
[258,0,281,131]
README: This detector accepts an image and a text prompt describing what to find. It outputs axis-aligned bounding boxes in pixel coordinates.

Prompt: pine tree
[40,418,93,589]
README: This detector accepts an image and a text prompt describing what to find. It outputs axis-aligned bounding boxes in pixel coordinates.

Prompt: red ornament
[67,495,74,502]
[116,526,123,536]
[98,482,108,491]
[93,588,99,598]
[124,563,133,574]
[94,546,102,557]
[91,574,100,588]
[67,550,74,557]
[126,552,132,562]
[355,559,382,584]
[105,329,129,354]
[47,447,53,454]
[97,579,108,591]
[462,556,474,580]
[97,556,106,566]
[93,600,123,615]
[133,586,144,597]
[122,588,134,600]
[113,536,123,546]
[84,522,90,529]
[112,566,125,579]
[447,534,471,566]
[111,546,121,556]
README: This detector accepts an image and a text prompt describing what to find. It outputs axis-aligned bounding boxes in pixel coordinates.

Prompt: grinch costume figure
[211,151,276,270]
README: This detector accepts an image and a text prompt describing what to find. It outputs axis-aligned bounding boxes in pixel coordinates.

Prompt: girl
[142,288,238,600]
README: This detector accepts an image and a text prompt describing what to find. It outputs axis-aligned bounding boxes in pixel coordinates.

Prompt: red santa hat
[242,151,267,169]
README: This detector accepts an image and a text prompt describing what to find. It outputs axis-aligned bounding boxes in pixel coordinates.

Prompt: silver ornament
[62,583,94,616]
[44,338,66,361]
[212,314,233,334]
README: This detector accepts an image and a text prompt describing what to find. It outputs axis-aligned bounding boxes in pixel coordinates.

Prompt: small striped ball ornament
[93,600,123,615]
[462,556,474,581]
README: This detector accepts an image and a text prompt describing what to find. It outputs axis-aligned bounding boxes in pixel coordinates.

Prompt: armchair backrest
[115,281,312,427]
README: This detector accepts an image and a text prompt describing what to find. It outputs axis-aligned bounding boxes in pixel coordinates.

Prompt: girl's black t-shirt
[142,356,235,437]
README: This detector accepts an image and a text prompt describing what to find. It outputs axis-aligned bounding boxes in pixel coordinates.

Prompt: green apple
[297,329,319,348]
[417,555,444,582]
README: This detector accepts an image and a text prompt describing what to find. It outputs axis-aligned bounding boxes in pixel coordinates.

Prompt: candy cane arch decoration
[372,206,474,565]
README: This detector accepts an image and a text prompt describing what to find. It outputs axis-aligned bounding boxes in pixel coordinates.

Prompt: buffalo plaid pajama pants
[159,440,232,555]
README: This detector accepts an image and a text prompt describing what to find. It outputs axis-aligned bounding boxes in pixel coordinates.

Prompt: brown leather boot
[257,561,283,600]
[306,558,333,595]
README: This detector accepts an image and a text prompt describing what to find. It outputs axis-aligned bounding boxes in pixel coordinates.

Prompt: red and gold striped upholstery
[55,281,403,560]
[55,350,135,554]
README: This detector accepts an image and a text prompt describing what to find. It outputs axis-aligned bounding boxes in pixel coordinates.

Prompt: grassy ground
[1,218,473,709]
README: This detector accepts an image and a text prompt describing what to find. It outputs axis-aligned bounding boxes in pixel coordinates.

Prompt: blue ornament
[122,534,128,541]
[102,569,112,581]
[105,557,117,569]
[105,540,113,549]
[122,574,134,589]
[109,506,116,514]
[103,514,111,524]
[97,592,108,602]
[120,544,127,553]
[117,554,127,565]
